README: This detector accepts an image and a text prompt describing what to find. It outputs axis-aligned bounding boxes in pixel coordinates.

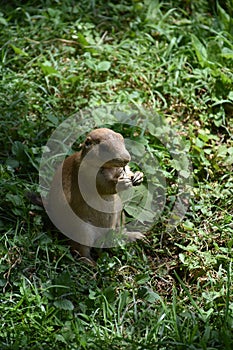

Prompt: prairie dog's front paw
[116,176,133,192]
[123,165,143,186]
[116,166,144,192]
[132,171,144,186]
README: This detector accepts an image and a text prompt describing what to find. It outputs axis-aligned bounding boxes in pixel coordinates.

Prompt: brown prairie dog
[48,128,144,263]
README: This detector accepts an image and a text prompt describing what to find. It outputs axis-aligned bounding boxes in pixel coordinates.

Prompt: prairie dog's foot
[125,231,145,241]
[70,241,96,265]
[78,256,96,266]
[132,171,144,186]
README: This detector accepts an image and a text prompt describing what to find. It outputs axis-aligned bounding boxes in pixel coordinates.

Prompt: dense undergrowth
[0,0,233,349]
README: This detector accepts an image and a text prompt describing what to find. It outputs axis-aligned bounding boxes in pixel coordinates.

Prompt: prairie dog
[47,128,144,262]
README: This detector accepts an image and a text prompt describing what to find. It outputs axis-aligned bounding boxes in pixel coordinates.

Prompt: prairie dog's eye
[84,137,92,148]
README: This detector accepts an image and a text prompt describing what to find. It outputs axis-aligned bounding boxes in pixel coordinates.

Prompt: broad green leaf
[54,299,74,310]
[96,61,111,71]
[12,141,28,162]
[221,47,233,59]
[225,155,233,165]
[77,33,98,54]
[179,170,191,178]
[217,3,231,31]
[129,142,145,156]
[0,12,8,26]
[117,291,129,316]
[135,273,150,284]
[6,159,19,168]
[179,253,186,264]
[6,194,23,206]
[11,44,28,56]
[77,32,91,47]
[103,286,115,303]
[145,290,161,303]
[40,62,59,76]
[85,60,96,70]
[217,145,228,157]
[191,34,207,67]
[47,115,59,126]
[228,91,233,100]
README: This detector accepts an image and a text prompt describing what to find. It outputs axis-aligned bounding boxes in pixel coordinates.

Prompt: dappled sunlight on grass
[0,0,233,348]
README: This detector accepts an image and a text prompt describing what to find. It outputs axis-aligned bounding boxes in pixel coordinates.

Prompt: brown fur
[47,128,144,263]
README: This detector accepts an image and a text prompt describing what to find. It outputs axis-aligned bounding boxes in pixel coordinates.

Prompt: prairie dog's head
[81,128,131,167]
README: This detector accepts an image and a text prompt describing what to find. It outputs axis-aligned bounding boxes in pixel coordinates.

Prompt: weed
[0,0,233,349]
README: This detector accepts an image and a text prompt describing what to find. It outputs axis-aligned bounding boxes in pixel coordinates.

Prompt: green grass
[0,0,233,349]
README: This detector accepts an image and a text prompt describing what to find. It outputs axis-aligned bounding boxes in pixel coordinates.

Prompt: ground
[0,0,233,349]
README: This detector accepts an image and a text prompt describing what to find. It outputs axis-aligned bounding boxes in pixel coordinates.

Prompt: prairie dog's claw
[132,171,144,186]
[126,231,146,241]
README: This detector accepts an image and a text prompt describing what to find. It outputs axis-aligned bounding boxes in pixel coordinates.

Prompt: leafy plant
[0,0,233,349]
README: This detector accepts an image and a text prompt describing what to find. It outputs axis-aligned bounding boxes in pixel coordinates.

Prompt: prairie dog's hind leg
[126,231,145,241]
[69,241,96,266]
